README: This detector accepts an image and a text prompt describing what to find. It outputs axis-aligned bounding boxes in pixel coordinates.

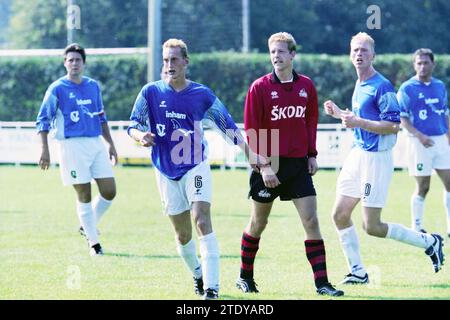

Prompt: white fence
[0,121,409,169]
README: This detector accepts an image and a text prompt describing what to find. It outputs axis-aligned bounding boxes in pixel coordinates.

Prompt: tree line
[1,0,449,54]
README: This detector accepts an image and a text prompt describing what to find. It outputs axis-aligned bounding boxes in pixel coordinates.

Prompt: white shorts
[407,134,450,176]
[58,137,114,186]
[337,148,393,208]
[155,160,212,215]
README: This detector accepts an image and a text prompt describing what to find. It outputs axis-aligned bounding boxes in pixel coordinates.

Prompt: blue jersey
[128,80,243,180]
[36,76,107,140]
[397,77,449,136]
[351,72,400,151]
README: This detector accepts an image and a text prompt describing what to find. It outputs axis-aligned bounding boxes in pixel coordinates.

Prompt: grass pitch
[0,166,449,300]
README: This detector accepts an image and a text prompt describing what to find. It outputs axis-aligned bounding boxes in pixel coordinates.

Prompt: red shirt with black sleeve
[244,70,318,158]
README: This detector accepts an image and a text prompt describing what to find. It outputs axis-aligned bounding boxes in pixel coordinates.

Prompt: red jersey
[244,70,318,158]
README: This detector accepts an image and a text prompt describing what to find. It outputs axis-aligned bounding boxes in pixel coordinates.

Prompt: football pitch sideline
[0,166,449,300]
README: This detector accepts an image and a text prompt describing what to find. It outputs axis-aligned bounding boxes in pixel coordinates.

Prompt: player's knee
[101,187,116,201]
[418,185,430,197]
[196,220,208,234]
[303,215,319,231]
[76,192,91,203]
[194,217,212,235]
[332,210,350,227]
[363,223,383,237]
[175,232,191,245]
[251,216,268,233]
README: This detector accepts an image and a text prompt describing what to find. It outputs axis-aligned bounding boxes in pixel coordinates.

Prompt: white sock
[386,223,434,249]
[411,195,425,231]
[176,239,202,279]
[93,195,112,224]
[76,201,99,246]
[444,191,450,233]
[338,225,366,277]
[199,232,220,291]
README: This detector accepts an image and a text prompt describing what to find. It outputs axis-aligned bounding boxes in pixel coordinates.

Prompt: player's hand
[307,157,318,176]
[139,132,155,147]
[340,110,360,129]
[109,144,118,165]
[39,148,50,170]
[323,100,344,119]
[260,166,280,188]
[251,153,270,173]
[416,132,434,148]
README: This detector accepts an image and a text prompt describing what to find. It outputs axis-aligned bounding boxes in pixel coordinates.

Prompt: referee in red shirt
[236,32,343,297]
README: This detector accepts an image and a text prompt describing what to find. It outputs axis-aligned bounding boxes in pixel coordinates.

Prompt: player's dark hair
[413,48,434,63]
[64,43,86,63]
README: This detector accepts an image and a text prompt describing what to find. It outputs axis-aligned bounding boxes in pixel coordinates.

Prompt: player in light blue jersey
[397,48,450,236]
[323,33,444,285]
[128,39,262,300]
[36,44,117,256]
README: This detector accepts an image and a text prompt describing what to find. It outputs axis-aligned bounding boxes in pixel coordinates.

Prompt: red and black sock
[305,239,328,288]
[240,232,260,280]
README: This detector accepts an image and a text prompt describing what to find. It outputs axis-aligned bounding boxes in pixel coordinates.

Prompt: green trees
[6,0,147,49]
[250,0,450,54]
[8,0,66,49]
[0,0,12,47]
[2,0,449,53]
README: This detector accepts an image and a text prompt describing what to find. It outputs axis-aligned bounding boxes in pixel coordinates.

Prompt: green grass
[0,166,449,300]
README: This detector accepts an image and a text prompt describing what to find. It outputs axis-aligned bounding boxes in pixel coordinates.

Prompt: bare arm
[342,115,400,135]
[325,99,399,134]
[101,122,118,165]
[38,131,50,170]
[447,114,450,144]
[128,128,155,147]
[323,100,347,119]
[307,157,318,176]
[400,117,434,147]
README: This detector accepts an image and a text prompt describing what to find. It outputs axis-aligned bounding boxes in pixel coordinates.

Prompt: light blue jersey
[397,77,449,136]
[128,80,243,180]
[36,76,106,139]
[351,72,400,151]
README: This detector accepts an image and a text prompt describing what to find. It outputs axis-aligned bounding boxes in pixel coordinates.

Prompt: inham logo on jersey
[271,91,279,99]
[425,98,439,105]
[76,98,92,106]
[299,88,308,98]
[166,111,187,119]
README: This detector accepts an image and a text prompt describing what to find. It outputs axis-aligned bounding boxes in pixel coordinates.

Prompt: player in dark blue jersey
[397,48,450,235]
[128,39,261,300]
[36,44,117,256]
[324,33,444,284]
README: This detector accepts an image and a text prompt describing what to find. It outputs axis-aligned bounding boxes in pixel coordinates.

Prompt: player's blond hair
[350,32,375,53]
[268,32,297,52]
[162,38,189,59]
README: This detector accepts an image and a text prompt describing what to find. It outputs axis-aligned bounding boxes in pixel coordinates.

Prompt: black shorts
[248,157,317,203]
